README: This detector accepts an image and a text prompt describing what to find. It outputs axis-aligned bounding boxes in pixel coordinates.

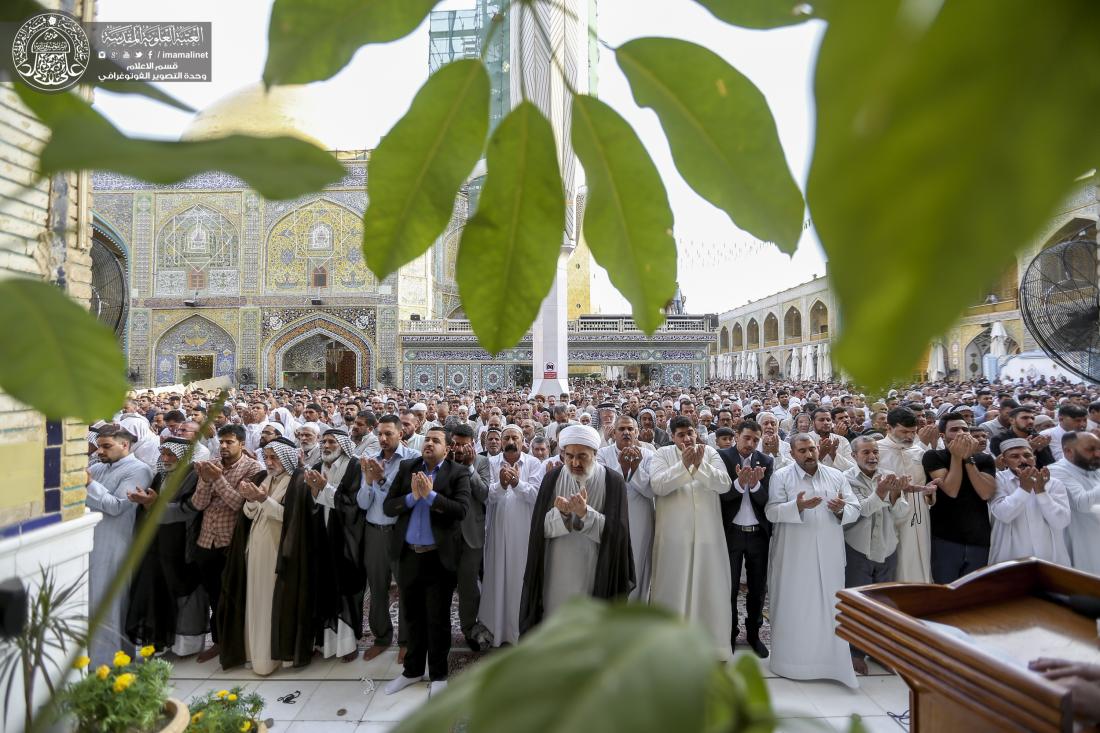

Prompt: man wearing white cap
[650,415,733,659]
[519,425,634,632]
[989,439,1070,565]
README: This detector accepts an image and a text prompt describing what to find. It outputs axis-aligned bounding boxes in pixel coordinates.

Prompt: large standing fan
[89,239,127,336]
[1019,237,1100,382]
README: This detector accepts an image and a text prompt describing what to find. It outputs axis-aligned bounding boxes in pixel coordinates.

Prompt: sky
[92,0,829,316]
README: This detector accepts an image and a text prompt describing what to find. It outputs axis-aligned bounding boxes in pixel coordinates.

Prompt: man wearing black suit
[382,426,470,697]
[718,420,774,659]
[446,423,491,650]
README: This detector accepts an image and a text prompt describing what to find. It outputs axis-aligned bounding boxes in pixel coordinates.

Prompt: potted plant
[187,686,267,733]
[56,646,188,732]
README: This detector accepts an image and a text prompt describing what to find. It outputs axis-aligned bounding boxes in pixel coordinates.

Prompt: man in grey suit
[448,423,491,650]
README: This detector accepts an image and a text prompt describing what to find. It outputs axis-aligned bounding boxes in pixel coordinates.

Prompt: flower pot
[159,698,189,733]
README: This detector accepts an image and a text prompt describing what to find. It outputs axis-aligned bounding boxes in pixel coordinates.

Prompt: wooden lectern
[836,559,1100,733]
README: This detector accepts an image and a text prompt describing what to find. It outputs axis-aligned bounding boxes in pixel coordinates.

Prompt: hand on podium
[1029,658,1100,721]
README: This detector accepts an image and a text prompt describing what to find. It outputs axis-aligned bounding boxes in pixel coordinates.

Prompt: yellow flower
[113,651,131,667]
[191,712,204,724]
[228,693,238,701]
[239,722,251,732]
[73,655,90,670]
[140,645,155,659]
[112,672,135,693]
[215,689,229,699]
[95,665,110,681]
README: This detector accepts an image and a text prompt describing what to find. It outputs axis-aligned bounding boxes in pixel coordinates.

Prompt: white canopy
[929,342,947,381]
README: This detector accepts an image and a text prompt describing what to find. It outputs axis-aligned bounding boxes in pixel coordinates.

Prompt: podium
[836,560,1100,733]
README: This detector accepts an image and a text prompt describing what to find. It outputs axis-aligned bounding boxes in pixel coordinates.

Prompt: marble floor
[168,651,912,732]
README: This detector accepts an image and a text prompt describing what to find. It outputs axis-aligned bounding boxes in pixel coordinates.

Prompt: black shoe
[465,635,482,653]
[747,636,769,659]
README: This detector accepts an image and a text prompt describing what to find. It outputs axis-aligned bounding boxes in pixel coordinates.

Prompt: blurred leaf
[692,0,824,28]
[94,82,195,114]
[363,59,489,279]
[458,102,564,353]
[734,654,773,721]
[617,37,804,253]
[807,0,1100,389]
[847,714,868,733]
[0,278,127,423]
[469,600,714,733]
[571,95,676,333]
[265,0,440,85]
[15,85,344,200]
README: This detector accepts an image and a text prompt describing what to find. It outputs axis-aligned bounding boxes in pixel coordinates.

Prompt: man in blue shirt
[357,414,418,661]
[382,426,470,697]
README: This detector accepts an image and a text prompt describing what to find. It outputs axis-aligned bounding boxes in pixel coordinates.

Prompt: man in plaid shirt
[190,424,265,662]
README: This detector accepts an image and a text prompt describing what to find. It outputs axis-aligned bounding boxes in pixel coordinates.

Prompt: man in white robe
[650,415,732,659]
[520,425,634,630]
[989,439,1071,566]
[766,433,860,687]
[1048,431,1100,575]
[478,425,545,647]
[596,415,655,601]
[810,408,855,472]
[877,407,935,583]
[85,425,155,664]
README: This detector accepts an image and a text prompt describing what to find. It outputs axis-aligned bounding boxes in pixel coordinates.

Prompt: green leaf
[692,0,824,28]
[571,95,676,333]
[469,600,714,733]
[0,279,128,423]
[15,85,344,201]
[265,0,440,85]
[95,82,195,114]
[807,0,1100,389]
[457,102,564,353]
[617,37,804,253]
[362,59,489,279]
[734,654,773,720]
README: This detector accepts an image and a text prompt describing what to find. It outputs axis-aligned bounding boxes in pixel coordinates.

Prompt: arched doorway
[765,355,780,378]
[964,327,1021,378]
[810,300,829,336]
[719,326,729,352]
[280,333,358,389]
[732,323,743,349]
[747,319,760,348]
[784,307,802,341]
[763,313,779,343]
[90,225,128,338]
[153,315,236,386]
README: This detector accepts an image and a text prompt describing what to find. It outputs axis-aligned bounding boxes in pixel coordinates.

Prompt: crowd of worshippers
[81,377,1100,693]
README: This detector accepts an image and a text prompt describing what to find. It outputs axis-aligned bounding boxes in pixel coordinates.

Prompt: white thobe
[1040,426,1068,462]
[818,433,855,472]
[313,455,357,658]
[1047,459,1100,575]
[989,470,1071,566]
[649,444,732,659]
[243,473,290,676]
[597,443,655,601]
[85,454,155,664]
[766,463,860,687]
[541,468,607,617]
[876,435,933,583]
[479,451,546,646]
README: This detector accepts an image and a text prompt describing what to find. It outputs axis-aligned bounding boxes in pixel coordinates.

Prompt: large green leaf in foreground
[458,102,565,354]
[393,600,715,733]
[264,0,439,86]
[571,95,677,333]
[808,0,1100,388]
[0,279,127,423]
[16,86,345,201]
[692,0,824,28]
[618,37,804,253]
[362,59,489,279]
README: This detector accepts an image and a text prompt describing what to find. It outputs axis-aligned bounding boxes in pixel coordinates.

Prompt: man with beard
[811,408,855,472]
[382,427,470,697]
[767,434,860,687]
[717,421,772,659]
[295,422,323,466]
[190,425,266,663]
[126,438,207,657]
[400,409,425,452]
[304,428,365,662]
[877,407,935,583]
[597,416,655,601]
[521,424,635,631]
[352,410,380,458]
[1048,432,1100,574]
[638,408,669,448]
[650,416,732,659]
[448,424,491,650]
[85,425,155,664]
[988,439,1070,565]
[990,406,1056,468]
[479,425,546,648]
[843,437,913,674]
[356,415,417,661]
